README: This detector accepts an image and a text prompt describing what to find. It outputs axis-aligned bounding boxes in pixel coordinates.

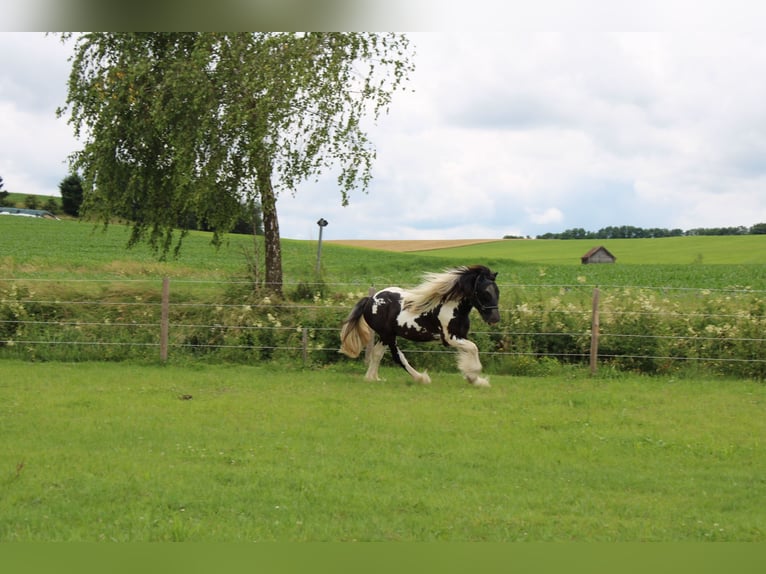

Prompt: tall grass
[1,361,764,541]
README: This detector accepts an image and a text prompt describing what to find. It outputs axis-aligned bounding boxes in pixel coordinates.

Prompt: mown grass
[1,360,764,541]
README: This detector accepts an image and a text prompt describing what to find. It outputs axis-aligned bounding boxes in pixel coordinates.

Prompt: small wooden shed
[581,246,616,264]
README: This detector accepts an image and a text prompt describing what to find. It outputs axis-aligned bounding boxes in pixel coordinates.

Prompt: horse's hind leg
[364,341,385,381]
[387,340,431,384]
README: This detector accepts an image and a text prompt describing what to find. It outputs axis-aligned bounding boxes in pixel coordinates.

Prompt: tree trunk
[259,170,283,297]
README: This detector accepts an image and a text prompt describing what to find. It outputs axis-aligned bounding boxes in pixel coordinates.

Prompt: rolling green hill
[1,216,765,289]
[1,192,62,211]
[411,236,766,265]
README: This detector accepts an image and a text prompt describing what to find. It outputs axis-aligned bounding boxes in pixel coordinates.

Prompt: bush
[1,278,764,379]
[0,284,29,345]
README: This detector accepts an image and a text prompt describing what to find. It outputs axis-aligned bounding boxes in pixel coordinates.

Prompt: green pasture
[0,216,441,286]
[413,235,766,265]
[2,217,766,290]
[1,360,764,542]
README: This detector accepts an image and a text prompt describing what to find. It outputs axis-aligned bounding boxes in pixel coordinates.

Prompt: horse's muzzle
[482,309,501,325]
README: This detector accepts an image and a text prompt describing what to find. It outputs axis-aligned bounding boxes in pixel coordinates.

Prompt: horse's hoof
[471,377,491,388]
[418,372,431,384]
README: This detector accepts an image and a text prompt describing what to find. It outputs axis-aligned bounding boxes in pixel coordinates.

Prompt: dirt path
[325,239,500,252]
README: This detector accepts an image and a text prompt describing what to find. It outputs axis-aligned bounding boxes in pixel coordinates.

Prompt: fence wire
[2,277,765,376]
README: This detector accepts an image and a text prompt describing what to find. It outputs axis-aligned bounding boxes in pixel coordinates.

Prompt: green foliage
[42,197,59,214]
[0,175,8,206]
[2,271,763,378]
[57,31,414,290]
[58,173,84,216]
[536,223,766,238]
[0,284,28,345]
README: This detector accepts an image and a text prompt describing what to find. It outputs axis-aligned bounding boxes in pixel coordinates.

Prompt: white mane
[404,266,471,315]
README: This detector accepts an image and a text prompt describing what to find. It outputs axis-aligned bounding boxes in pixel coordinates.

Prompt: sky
[3,25,766,240]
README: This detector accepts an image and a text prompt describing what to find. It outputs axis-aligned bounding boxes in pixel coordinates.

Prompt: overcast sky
[2,28,766,240]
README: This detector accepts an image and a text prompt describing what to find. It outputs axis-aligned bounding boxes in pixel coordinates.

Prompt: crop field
[3,216,766,285]
[1,216,766,542]
[333,234,766,265]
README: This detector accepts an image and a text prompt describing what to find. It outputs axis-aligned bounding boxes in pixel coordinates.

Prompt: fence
[1,277,765,378]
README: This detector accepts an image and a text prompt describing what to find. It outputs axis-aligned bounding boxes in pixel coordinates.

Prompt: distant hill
[2,193,62,214]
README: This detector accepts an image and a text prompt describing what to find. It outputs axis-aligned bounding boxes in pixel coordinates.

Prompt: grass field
[335,235,766,265]
[2,216,766,542]
[3,216,766,289]
[1,360,764,542]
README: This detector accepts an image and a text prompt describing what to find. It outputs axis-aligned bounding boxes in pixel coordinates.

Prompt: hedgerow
[1,280,764,379]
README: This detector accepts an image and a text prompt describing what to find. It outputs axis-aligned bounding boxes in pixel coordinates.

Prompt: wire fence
[1,277,765,378]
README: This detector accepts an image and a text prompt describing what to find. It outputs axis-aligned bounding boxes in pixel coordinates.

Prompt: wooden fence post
[364,285,375,364]
[160,276,170,362]
[590,287,600,375]
[302,327,309,365]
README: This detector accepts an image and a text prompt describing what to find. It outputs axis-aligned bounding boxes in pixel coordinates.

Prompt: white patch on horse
[371,287,402,315]
[395,289,437,338]
[395,307,430,335]
[437,300,460,323]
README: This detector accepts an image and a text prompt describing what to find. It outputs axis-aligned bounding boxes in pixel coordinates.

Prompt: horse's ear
[490,271,498,281]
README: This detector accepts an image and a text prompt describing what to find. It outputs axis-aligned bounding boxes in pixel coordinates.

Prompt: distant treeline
[529,223,766,240]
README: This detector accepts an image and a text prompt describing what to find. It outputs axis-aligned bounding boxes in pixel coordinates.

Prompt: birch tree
[59,32,414,293]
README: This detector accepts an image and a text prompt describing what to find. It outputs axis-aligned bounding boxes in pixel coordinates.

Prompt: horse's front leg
[447,335,490,387]
[386,339,431,384]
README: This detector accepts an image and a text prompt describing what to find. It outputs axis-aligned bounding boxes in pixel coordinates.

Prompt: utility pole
[316,218,328,273]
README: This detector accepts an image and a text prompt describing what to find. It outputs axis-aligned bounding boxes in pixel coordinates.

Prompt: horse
[339,265,500,387]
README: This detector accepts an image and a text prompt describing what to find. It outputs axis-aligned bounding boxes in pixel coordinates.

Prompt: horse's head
[470,267,500,325]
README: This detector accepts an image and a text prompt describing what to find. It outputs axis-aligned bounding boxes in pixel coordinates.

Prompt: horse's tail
[340,297,373,358]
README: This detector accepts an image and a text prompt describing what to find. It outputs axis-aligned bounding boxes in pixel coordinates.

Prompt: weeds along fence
[1,277,765,378]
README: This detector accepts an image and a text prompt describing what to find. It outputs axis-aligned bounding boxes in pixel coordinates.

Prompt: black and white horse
[340,265,500,387]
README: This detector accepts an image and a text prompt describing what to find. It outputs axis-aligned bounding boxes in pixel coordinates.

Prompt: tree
[58,33,414,294]
[0,175,9,207]
[43,197,59,214]
[59,174,84,216]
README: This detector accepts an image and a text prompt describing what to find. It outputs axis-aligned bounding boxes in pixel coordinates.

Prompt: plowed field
[325,239,500,252]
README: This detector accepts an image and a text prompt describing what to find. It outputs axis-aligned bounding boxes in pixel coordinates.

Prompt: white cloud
[4,29,766,239]
[0,33,74,196]
[526,207,564,226]
[0,101,73,196]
